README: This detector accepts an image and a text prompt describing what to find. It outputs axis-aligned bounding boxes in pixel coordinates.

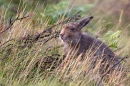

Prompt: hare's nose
[60,34,64,37]
[60,33,65,39]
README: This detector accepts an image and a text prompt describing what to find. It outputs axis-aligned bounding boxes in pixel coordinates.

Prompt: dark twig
[41,31,60,45]
[96,56,129,86]
[114,47,123,52]
[42,11,81,33]
[0,15,29,34]
[0,39,15,47]
[0,11,81,47]
[33,11,81,42]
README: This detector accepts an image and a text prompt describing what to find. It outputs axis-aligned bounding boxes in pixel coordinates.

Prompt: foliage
[104,30,121,49]
[0,0,130,86]
[40,1,94,24]
[0,0,94,25]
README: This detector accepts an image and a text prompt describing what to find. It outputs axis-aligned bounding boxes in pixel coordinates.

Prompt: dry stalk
[0,11,81,48]
[96,56,129,86]
[0,15,29,34]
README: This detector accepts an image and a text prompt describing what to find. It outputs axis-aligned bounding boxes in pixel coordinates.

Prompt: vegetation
[0,0,130,86]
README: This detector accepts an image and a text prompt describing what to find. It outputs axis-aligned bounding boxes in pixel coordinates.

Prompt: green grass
[0,0,130,86]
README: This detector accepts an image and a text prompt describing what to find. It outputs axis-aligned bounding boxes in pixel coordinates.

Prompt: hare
[59,16,120,64]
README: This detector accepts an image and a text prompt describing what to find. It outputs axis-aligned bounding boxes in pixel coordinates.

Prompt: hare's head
[59,16,93,44]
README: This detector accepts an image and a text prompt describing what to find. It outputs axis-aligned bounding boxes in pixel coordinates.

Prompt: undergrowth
[0,0,130,86]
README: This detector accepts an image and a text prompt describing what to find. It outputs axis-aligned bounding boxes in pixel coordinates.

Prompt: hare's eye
[71,28,75,32]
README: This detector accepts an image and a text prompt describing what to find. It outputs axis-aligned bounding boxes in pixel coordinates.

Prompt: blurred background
[1,0,130,21]
[0,0,130,31]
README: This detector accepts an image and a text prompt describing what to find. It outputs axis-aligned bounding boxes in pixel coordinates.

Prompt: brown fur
[59,16,120,64]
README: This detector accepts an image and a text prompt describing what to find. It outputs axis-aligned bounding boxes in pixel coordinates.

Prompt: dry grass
[56,48,128,86]
[0,0,130,86]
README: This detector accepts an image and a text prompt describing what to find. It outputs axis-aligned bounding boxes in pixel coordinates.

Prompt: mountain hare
[59,16,120,63]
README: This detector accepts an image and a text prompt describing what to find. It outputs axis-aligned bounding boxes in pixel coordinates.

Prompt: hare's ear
[76,16,93,30]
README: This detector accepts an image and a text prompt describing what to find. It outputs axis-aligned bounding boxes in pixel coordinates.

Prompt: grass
[0,0,130,86]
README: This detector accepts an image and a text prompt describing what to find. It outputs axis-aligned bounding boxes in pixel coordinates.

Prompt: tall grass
[0,0,130,86]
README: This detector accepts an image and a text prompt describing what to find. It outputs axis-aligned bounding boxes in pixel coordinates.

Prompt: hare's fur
[59,16,119,62]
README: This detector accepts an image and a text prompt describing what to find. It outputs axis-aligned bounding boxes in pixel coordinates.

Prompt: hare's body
[63,32,118,60]
[71,33,115,56]
[60,16,119,62]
